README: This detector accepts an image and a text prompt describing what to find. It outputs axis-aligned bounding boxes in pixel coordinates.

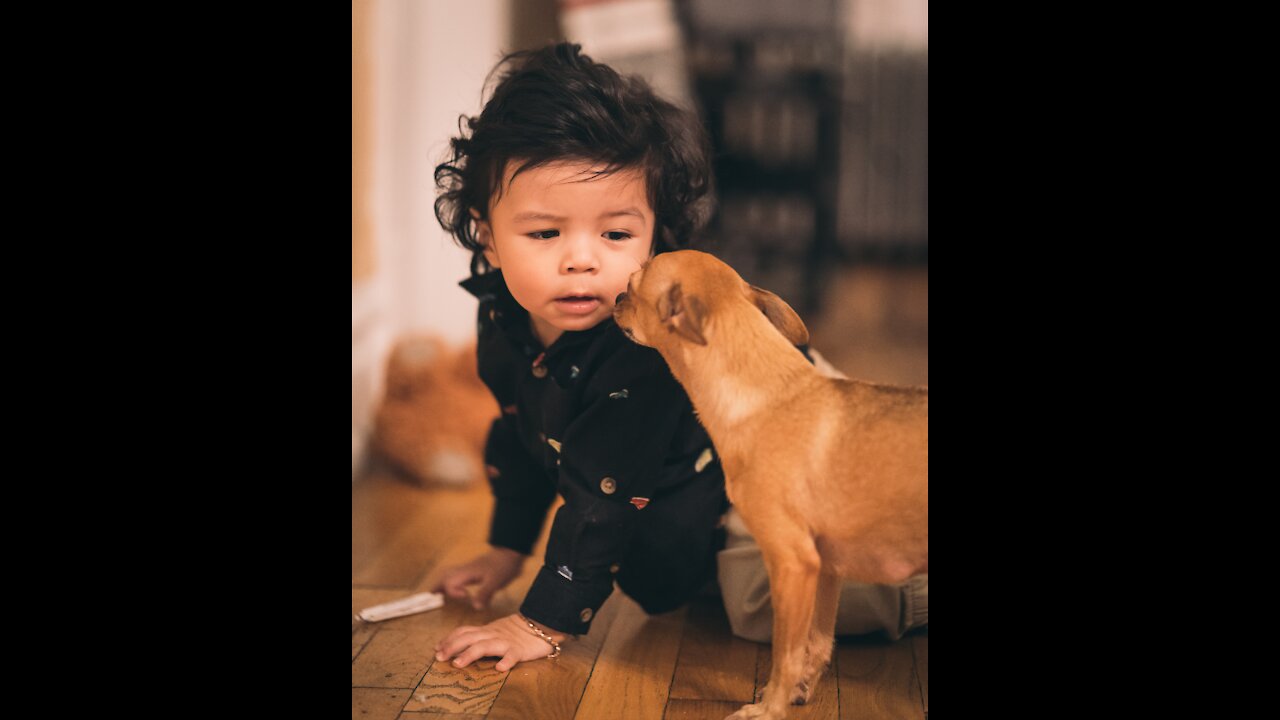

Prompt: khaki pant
[715,506,928,643]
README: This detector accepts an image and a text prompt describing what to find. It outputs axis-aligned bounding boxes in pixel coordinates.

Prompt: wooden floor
[352,263,929,720]
[353,468,928,720]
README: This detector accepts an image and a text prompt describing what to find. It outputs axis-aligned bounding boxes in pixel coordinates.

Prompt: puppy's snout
[615,292,627,305]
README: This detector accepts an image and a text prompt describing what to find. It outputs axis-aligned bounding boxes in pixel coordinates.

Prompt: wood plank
[394,561,515,714]
[354,563,496,703]
[351,687,410,720]
[662,699,744,720]
[353,588,405,661]
[836,638,923,720]
[388,524,565,715]
[754,644,839,719]
[668,596,757,702]
[911,631,927,712]
[352,470,431,576]
[351,629,436,689]
[353,478,508,695]
[402,657,507,714]
[356,586,509,709]
[487,590,624,720]
[354,480,492,587]
[573,595,688,720]
[354,625,379,663]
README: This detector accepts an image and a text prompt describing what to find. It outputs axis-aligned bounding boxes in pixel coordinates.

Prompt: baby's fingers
[495,652,522,673]
[434,626,480,661]
[441,570,482,601]
[452,638,509,669]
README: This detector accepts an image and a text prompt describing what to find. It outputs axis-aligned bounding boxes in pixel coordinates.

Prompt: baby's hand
[434,613,568,672]
[430,547,525,610]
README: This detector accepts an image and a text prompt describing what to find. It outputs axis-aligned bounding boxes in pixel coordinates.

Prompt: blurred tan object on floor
[373,335,498,487]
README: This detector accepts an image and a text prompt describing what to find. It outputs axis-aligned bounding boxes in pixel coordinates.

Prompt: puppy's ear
[749,285,809,346]
[657,282,708,346]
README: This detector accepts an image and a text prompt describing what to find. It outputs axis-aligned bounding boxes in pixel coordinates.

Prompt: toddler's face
[477,160,656,348]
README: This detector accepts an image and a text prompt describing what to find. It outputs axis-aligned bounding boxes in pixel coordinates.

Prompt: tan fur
[614,251,927,720]
[373,335,499,487]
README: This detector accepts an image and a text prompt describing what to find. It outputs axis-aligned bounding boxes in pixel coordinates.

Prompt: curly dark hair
[435,42,715,275]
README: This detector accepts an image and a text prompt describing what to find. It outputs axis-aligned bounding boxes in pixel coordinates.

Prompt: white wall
[354,0,511,476]
[848,0,928,50]
[376,0,510,341]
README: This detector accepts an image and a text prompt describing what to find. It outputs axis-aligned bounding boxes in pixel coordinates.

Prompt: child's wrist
[517,614,569,643]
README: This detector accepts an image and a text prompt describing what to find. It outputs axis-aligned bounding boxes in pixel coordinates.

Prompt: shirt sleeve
[483,415,557,556]
[519,345,690,634]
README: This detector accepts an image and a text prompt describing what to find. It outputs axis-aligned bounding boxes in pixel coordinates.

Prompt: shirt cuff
[519,564,614,635]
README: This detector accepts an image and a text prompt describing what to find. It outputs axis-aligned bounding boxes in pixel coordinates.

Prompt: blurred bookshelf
[677,0,926,317]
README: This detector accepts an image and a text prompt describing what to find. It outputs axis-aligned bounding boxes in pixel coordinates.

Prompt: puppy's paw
[725,702,767,720]
[789,679,812,706]
[799,633,834,689]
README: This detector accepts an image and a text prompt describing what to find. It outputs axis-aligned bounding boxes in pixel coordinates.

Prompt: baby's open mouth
[554,295,602,315]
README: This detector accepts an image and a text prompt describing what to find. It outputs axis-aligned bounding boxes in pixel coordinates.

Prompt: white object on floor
[356,591,444,622]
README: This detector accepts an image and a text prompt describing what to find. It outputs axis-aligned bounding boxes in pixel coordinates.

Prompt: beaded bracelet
[518,614,562,659]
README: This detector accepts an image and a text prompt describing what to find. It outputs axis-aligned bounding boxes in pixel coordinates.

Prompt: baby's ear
[471,210,499,269]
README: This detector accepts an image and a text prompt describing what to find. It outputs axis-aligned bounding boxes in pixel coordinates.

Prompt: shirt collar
[460,270,617,361]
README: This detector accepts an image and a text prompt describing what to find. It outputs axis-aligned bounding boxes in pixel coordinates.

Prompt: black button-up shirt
[459,270,728,635]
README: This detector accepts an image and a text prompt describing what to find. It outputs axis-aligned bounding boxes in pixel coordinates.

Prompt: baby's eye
[604,231,632,241]
[527,230,559,240]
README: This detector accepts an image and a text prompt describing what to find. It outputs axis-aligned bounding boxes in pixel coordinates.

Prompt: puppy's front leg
[728,534,820,720]
[794,569,840,704]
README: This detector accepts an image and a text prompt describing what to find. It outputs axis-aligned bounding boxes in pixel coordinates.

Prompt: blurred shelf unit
[677,0,845,315]
[677,0,927,315]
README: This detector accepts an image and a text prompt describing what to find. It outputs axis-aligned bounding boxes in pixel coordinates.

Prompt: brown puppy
[614,250,927,720]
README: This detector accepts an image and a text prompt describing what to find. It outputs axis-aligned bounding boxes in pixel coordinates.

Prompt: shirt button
[600,477,617,494]
[610,563,620,574]
[695,447,714,473]
[532,365,548,378]
[580,607,594,622]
